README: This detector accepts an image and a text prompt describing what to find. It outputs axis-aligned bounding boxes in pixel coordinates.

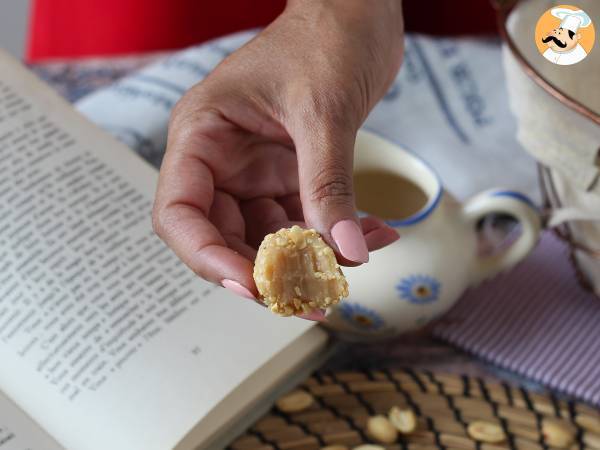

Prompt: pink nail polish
[363,226,400,251]
[298,310,327,322]
[331,219,369,263]
[221,279,256,300]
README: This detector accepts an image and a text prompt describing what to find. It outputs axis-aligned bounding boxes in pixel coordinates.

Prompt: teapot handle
[462,189,542,285]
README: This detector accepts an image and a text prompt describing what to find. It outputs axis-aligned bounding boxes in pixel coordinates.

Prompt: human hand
[153,0,405,312]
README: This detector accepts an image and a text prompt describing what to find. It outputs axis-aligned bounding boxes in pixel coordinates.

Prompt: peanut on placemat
[253,226,348,316]
[230,369,600,450]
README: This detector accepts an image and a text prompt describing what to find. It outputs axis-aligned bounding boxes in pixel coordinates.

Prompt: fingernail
[364,226,400,251]
[221,279,256,300]
[298,309,327,322]
[331,219,369,263]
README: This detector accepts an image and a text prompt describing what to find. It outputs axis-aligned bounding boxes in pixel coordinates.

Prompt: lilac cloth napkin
[433,232,600,405]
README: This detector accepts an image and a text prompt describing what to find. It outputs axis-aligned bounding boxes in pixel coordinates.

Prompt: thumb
[293,122,369,264]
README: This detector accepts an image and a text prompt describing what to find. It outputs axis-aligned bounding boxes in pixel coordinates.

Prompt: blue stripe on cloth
[409,37,470,144]
[131,75,187,95]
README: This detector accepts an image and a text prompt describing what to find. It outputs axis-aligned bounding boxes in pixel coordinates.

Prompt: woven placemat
[229,369,600,450]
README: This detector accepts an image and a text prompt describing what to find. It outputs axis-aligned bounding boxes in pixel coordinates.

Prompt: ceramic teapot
[324,130,542,340]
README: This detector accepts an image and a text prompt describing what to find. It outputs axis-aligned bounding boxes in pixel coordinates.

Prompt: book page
[0,390,63,450]
[0,50,325,450]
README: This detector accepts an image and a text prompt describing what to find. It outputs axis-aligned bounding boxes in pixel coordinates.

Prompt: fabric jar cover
[502,0,600,295]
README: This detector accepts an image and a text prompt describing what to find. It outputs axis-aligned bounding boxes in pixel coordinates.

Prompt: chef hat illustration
[551,7,592,33]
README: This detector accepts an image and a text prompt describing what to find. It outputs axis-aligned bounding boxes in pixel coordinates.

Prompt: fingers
[209,191,257,261]
[153,201,257,296]
[298,309,327,322]
[242,197,399,253]
[153,110,257,297]
[240,197,303,248]
[360,216,400,252]
[277,194,304,222]
[292,119,369,264]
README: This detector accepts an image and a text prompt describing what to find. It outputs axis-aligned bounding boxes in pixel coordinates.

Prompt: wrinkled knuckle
[310,168,353,205]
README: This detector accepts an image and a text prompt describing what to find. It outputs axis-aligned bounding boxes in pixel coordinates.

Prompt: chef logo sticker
[535,5,595,65]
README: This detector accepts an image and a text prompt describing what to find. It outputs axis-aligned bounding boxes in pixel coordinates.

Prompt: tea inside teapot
[353,169,428,220]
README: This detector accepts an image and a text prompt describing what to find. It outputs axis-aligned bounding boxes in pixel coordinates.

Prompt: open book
[0,50,330,450]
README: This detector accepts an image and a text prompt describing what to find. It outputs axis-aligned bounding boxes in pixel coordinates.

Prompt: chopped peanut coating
[253,226,349,316]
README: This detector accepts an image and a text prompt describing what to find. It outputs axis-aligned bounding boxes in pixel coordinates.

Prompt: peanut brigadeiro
[253,225,349,316]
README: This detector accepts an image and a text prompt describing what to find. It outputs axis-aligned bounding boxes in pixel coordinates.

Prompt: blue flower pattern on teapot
[396,274,441,304]
[324,130,541,340]
[338,302,385,331]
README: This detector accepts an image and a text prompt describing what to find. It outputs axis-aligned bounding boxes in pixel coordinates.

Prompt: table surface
[30,53,556,398]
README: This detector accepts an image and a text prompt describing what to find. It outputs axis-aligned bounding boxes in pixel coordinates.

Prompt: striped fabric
[433,232,600,405]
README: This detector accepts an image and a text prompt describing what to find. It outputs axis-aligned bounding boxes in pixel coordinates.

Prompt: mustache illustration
[542,35,567,48]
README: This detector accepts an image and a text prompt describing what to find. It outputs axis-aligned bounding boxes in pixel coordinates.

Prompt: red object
[403,0,497,36]
[27,0,286,62]
[27,0,498,62]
